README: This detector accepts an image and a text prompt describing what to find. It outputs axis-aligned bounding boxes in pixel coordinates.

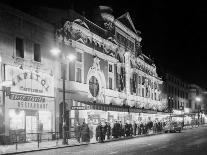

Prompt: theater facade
[54,7,168,140]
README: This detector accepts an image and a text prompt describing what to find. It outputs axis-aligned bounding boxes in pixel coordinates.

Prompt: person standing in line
[75,122,81,143]
[81,122,90,143]
[112,121,118,138]
[96,122,101,142]
[38,121,43,142]
[100,122,105,143]
[105,122,111,140]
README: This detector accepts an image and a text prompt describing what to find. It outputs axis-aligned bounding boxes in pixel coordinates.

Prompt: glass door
[26,116,37,141]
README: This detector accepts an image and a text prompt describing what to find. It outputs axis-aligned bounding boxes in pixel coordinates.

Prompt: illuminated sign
[6,93,54,111]
[71,105,90,110]
[5,65,54,97]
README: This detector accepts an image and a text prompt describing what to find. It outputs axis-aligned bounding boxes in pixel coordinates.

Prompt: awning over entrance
[75,100,164,114]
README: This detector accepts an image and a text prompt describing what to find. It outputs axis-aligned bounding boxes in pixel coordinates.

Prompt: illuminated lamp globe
[195,97,201,102]
[66,54,76,62]
[50,48,61,56]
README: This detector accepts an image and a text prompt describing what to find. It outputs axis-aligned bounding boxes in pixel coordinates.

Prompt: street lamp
[50,47,76,145]
[195,97,201,127]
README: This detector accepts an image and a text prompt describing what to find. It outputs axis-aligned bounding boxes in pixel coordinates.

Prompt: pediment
[117,12,137,34]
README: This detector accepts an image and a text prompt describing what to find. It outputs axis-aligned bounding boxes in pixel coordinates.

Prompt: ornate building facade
[0,4,168,143]
[54,6,167,139]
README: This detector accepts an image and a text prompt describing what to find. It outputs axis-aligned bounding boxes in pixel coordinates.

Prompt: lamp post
[195,97,201,127]
[50,47,75,145]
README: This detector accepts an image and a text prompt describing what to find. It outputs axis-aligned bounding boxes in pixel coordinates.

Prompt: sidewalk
[0,132,162,155]
[1,125,207,155]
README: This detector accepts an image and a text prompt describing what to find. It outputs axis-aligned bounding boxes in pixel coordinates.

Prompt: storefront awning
[75,100,160,114]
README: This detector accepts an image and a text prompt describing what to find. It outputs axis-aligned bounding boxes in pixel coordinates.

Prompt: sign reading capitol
[5,65,54,97]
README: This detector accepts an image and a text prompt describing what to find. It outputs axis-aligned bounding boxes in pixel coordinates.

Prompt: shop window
[77,52,82,62]
[34,43,41,62]
[76,68,82,83]
[39,111,52,131]
[9,109,25,130]
[16,37,24,58]
[89,76,99,97]
[109,77,113,89]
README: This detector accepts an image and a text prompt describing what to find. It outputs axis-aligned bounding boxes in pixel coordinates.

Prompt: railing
[0,131,62,150]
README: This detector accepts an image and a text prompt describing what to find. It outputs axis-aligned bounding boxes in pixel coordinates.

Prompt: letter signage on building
[5,65,54,97]
[5,93,54,111]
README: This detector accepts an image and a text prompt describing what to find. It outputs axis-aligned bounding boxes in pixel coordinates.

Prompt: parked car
[164,121,182,133]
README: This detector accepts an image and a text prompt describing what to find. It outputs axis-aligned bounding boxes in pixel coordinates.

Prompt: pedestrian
[112,121,118,138]
[96,122,101,142]
[75,122,81,143]
[133,121,137,135]
[140,122,144,135]
[105,122,111,140]
[100,122,105,143]
[38,121,43,142]
[81,122,90,143]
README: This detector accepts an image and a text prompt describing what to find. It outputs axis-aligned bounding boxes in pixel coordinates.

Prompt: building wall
[0,3,58,137]
[163,73,189,114]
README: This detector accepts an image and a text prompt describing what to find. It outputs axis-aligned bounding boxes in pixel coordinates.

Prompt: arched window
[89,76,99,97]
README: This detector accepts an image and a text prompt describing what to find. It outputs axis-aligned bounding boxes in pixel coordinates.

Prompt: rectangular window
[138,76,141,84]
[61,63,66,79]
[109,64,113,72]
[142,88,144,97]
[189,100,191,108]
[77,52,82,62]
[34,43,41,62]
[76,68,82,83]
[154,92,156,100]
[109,77,113,89]
[142,76,145,85]
[151,93,153,100]
[16,37,24,58]
[138,87,141,96]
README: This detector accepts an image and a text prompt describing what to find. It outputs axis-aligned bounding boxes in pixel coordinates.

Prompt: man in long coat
[96,122,101,142]
[81,122,90,143]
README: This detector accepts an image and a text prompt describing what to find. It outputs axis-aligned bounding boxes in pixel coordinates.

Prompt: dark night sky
[2,0,207,88]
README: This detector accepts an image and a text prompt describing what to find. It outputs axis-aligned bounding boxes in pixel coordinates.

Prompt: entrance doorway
[26,116,38,141]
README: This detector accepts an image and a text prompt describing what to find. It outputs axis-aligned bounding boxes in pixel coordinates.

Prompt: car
[164,121,182,133]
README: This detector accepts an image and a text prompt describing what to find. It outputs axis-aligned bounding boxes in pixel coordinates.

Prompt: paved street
[18,127,207,155]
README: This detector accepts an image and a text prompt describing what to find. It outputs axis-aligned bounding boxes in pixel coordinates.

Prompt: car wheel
[165,131,168,133]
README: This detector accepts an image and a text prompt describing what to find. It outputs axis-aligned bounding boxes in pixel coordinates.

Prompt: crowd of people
[75,120,167,143]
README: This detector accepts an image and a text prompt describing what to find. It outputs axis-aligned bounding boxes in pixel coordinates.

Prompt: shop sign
[6,93,54,111]
[5,65,54,97]
[71,106,90,110]
[142,109,157,114]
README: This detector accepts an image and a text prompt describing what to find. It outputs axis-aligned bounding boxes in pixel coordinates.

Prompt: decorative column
[124,51,131,106]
